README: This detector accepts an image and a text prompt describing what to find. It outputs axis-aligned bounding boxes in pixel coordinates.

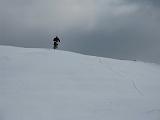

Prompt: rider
[53,36,60,49]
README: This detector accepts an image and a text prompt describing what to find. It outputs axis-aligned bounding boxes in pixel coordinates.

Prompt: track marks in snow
[97,57,144,96]
[146,109,160,120]
[131,80,144,96]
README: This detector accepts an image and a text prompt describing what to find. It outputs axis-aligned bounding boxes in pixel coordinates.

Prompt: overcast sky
[1,0,160,63]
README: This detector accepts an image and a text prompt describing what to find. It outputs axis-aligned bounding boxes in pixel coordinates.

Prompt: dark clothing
[53,42,58,49]
[53,36,60,49]
[53,36,60,42]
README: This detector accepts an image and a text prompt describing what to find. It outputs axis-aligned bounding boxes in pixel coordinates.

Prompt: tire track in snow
[97,57,144,96]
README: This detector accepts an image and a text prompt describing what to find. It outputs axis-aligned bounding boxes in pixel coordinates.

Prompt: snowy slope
[0,45,160,120]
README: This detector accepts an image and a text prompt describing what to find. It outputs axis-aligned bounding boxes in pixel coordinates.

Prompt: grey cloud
[1,0,160,63]
[62,1,160,63]
[124,0,160,6]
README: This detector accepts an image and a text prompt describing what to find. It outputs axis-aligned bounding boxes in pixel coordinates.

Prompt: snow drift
[0,45,160,120]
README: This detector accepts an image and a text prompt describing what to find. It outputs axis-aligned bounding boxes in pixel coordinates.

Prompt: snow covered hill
[0,45,160,120]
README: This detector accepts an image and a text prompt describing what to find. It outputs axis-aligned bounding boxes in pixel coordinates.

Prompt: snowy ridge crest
[0,45,160,120]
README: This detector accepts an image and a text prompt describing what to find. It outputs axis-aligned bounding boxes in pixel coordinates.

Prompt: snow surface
[0,45,160,120]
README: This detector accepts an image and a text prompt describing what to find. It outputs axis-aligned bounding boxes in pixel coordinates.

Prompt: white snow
[0,45,160,120]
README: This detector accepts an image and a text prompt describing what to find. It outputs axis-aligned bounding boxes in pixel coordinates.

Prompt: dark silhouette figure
[53,36,60,49]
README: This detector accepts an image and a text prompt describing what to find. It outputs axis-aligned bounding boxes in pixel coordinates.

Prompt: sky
[0,0,160,63]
